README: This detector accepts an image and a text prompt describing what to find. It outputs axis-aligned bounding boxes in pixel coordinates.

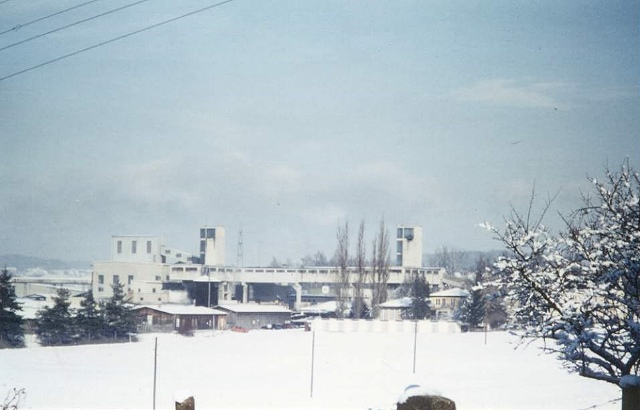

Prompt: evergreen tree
[409,272,431,320]
[75,290,103,342]
[102,282,136,340]
[35,288,75,346]
[0,267,24,348]
[461,258,486,329]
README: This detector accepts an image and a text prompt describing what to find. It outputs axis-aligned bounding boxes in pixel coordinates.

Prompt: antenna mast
[236,226,244,267]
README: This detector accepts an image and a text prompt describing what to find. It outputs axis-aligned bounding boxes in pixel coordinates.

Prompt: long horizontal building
[92,225,457,311]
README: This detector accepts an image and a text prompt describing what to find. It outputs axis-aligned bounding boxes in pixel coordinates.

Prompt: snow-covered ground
[1,329,620,410]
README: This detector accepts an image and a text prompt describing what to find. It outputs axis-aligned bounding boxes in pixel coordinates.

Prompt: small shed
[215,303,291,330]
[378,297,413,321]
[134,305,227,333]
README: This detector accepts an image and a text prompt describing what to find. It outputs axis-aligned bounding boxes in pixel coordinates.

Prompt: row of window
[116,240,153,254]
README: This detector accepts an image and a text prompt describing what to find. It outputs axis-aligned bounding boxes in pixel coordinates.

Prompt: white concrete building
[92,225,455,316]
[395,225,423,268]
[199,226,225,266]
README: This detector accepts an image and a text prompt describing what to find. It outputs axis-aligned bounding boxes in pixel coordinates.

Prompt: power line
[0,0,104,37]
[0,0,235,82]
[0,0,152,52]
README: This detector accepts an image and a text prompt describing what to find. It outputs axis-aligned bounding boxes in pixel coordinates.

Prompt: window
[128,275,134,285]
[155,275,161,281]
[117,241,122,254]
[146,240,152,254]
[98,274,104,285]
[166,275,170,281]
[98,287,104,292]
[397,255,403,266]
[397,241,403,252]
[152,288,156,293]
[206,228,215,238]
[200,228,205,239]
[397,228,403,238]
[131,240,137,254]
[404,228,414,240]
[113,275,120,284]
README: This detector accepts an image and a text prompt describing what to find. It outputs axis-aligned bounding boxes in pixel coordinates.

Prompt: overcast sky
[1,0,638,266]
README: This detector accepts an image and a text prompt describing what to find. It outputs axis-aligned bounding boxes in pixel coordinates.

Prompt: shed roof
[134,305,227,316]
[216,303,291,314]
[430,288,470,298]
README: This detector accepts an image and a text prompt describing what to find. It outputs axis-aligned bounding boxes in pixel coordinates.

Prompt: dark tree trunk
[621,386,640,410]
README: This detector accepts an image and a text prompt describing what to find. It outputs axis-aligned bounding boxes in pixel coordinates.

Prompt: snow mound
[174,390,193,403]
[398,384,442,404]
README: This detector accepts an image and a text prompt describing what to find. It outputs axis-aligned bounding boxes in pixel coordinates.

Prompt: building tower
[395,225,423,268]
[200,226,225,266]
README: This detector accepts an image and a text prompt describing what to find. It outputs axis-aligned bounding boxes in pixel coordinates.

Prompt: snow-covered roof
[216,303,291,314]
[379,297,413,309]
[133,305,227,316]
[430,288,470,298]
[299,300,337,314]
[16,298,51,320]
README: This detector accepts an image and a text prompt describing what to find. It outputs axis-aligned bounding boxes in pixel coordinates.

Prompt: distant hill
[0,254,91,271]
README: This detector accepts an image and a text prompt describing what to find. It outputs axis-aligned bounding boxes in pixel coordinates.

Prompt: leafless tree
[370,218,390,317]
[353,220,367,318]
[334,220,350,318]
[432,246,468,274]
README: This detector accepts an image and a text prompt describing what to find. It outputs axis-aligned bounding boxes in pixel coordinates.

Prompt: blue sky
[1,0,638,265]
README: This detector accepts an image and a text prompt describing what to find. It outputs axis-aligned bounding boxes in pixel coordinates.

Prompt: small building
[215,303,291,330]
[378,297,413,321]
[429,288,470,320]
[134,305,227,333]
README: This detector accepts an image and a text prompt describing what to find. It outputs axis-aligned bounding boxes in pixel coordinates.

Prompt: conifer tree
[410,272,431,320]
[75,290,103,342]
[102,282,136,340]
[35,288,75,346]
[461,258,486,329]
[0,267,24,348]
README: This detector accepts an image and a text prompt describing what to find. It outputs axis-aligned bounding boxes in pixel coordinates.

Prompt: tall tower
[199,226,225,266]
[395,225,423,268]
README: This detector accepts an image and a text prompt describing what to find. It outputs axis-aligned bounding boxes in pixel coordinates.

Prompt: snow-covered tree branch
[485,160,640,409]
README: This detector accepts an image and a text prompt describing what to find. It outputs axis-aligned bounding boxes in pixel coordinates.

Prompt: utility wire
[0,0,235,82]
[0,0,152,52]
[0,0,104,37]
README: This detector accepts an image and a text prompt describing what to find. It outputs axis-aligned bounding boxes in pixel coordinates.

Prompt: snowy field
[0,329,620,410]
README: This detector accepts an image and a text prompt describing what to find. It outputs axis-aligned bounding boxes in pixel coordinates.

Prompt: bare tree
[334,220,350,318]
[301,251,330,267]
[432,246,468,274]
[371,218,390,317]
[353,220,367,318]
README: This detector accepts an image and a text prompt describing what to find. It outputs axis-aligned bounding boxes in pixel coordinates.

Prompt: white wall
[111,236,163,263]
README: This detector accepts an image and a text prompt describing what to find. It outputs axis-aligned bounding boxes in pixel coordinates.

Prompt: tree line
[0,270,136,348]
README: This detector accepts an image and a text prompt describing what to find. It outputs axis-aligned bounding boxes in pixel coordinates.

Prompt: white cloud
[452,79,568,109]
